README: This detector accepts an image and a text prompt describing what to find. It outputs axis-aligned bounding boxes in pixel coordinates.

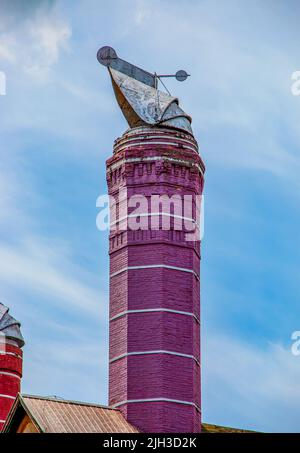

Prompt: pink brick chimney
[107,126,205,433]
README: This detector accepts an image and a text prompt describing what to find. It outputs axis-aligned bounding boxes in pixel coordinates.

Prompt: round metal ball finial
[175,70,189,82]
[97,46,118,66]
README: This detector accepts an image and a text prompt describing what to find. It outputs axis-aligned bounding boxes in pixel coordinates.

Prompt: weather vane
[97,46,190,90]
[97,45,193,135]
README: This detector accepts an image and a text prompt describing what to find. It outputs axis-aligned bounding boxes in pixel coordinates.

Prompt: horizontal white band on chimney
[114,134,197,150]
[110,264,199,279]
[114,141,198,155]
[112,398,201,412]
[0,351,22,359]
[0,371,20,380]
[110,212,198,228]
[109,350,200,366]
[0,394,15,400]
[110,308,200,324]
[0,420,6,423]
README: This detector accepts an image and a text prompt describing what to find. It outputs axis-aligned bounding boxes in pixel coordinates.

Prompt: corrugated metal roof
[17,395,139,433]
[3,394,256,433]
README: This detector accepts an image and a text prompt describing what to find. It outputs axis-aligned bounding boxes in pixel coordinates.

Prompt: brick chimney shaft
[107,126,205,433]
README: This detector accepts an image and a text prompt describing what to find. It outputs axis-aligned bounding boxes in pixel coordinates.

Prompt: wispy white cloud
[133,0,151,26]
[202,330,300,432]
[0,140,105,331]
[24,16,71,80]
[0,2,71,81]
[0,144,107,402]
[124,0,300,183]
[22,319,108,402]
[0,237,104,316]
[0,36,16,63]
[0,2,111,149]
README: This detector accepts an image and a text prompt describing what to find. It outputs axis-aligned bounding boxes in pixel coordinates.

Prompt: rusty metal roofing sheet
[19,395,138,433]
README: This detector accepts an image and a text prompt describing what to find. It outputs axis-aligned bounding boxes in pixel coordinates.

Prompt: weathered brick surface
[0,343,22,431]
[107,127,204,433]
[110,242,199,273]
[0,354,22,376]
[110,268,197,315]
[0,374,20,396]
[109,357,128,404]
[110,312,199,359]
[125,402,200,433]
[0,397,14,426]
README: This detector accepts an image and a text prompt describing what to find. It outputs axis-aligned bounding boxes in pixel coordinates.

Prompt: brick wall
[0,343,23,430]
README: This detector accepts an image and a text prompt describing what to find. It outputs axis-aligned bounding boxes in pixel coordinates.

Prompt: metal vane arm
[97,46,156,88]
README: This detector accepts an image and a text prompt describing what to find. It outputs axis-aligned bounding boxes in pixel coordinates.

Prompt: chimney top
[0,302,25,348]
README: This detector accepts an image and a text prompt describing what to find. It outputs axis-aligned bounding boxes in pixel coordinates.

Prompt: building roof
[3,394,138,433]
[201,423,255,433]
[3,394,256,433]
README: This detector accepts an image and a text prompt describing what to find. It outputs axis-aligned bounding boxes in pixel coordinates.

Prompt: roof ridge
[21,394,116,410]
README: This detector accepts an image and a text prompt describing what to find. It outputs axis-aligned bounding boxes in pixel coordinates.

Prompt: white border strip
[0,371,20,380]
[115,140,197,154]
[110,308,200,323]
[110,264,199,279]
[110,212,198,228]
[110,350,200,365]
[0,352,22,359]
[0,394,15,400]
[112,398,200,412]
[115,134,198,149]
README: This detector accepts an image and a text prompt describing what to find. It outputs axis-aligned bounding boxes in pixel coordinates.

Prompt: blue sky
[0,0,300,432]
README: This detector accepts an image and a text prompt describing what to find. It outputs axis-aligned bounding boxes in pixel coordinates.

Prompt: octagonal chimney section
[107,127,204,432]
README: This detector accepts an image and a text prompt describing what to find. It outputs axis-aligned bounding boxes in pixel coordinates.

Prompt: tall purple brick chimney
[99,47,205,433]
